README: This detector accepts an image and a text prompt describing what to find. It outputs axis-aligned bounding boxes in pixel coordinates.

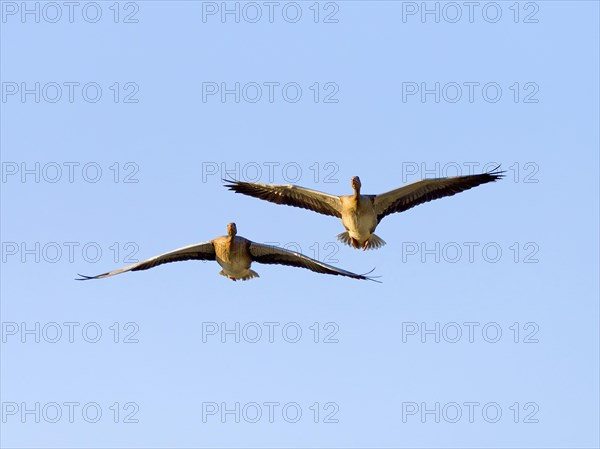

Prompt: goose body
[225,167,504,250]
[339,195,379,250]
[212,233,257,281]
[76,223,376,282]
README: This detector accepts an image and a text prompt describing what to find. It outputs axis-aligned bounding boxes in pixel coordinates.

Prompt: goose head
[227,222,237,237]
[351,176,362,194]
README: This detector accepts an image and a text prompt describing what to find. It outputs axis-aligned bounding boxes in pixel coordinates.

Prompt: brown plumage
[224,167,504,250]
[76,223,378,282]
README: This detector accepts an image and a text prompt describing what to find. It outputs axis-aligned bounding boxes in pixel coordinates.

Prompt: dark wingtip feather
[222,178,240,191]
[486,165,506,180]
[360,267,383,283]
[75,273,97,281]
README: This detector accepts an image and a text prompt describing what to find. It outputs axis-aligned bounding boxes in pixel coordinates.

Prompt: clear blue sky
[1,1,598,448]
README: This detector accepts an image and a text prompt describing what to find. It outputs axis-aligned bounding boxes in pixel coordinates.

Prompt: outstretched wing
[374,167,505,221]
[249,242,379,282]
[76,241,216,280]
[223,179,342,218]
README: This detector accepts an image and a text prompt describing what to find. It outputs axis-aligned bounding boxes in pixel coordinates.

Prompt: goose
[76,223,378,282]
[224,167,504,250]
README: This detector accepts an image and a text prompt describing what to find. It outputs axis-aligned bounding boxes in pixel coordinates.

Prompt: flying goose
[76,223,378,282]
[224,167,504,250]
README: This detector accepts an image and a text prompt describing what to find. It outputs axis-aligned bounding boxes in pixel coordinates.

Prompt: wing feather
[249,242,378,281]
[224,179,342,218]
[374,167,504,221]
[76,241,216,280]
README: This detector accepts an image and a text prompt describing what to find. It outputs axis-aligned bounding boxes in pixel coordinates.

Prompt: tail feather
[364,234,386,250]
[219,269,260,281]
[242,270,260,281]
[337,232,386,250]
[337,231,355,248]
